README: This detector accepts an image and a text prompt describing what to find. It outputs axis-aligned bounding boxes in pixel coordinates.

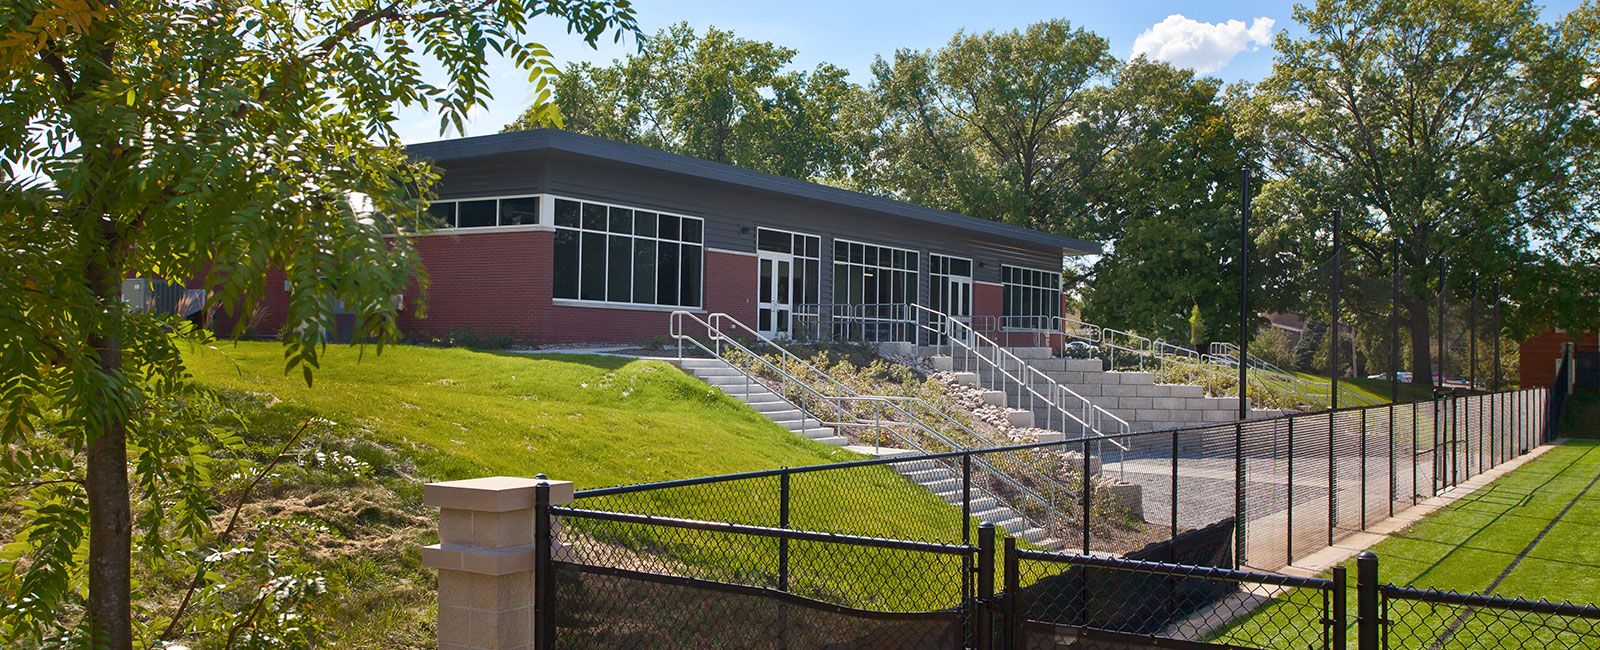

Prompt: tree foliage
[1249,0,1600,382]
[0,0,637,647]
[507,22,871,182]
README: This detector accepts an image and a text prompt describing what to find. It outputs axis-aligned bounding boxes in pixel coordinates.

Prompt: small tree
[1188,303,1207,351]
[0,1,638,647]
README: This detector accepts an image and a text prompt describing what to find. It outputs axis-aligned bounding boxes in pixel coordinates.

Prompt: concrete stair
[871,454,1059,548]
[931,350,1285,437]
[676,358,848,447]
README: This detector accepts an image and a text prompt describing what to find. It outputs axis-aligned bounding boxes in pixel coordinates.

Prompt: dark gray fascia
[407,129,1103,256]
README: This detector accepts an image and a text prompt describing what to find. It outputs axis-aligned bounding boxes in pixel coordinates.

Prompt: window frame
[831,237,920,308]
[551,196,705,310]
[424,193,545,231]
[1000,263,1062,329]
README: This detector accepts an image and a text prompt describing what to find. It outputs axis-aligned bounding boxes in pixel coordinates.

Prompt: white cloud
[1131,15,1275,74]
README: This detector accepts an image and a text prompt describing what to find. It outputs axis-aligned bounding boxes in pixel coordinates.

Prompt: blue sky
[395,0,1586,143]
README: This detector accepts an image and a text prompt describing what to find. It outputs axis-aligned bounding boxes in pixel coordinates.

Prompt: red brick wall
[397,231,546,342]
[1520,330,1599,388]
[207,267,290,338]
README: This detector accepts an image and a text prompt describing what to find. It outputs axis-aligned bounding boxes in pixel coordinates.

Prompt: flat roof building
[245,129,1100,345]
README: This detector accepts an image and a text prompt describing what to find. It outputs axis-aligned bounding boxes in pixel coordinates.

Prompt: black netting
[552,565,964,649]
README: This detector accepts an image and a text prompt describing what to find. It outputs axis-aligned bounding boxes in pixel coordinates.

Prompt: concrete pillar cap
[424,476,574,512]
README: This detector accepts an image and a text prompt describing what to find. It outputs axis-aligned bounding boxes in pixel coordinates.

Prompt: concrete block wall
[931,345,1283,439]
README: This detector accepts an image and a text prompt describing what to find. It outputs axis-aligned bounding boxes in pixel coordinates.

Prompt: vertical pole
[1432,396,1441,497]
[1239,167,1252,420]
[1003,536,1019,650]
[1170,429,1180,560]
[1357,552,1381,650]
[1437,258,1447,391]
[1492,280,1502,391]
[1391,236,1401,405]
[778,469,791,592]
[1329,409,1337,547]
[533,482,554,650]
[1470,275,1478,391]
[976,523,995,650]
[1387,404,1395,518]
[1235,421,1245,569]
[1332,565,1349,650]
[1287,416,1295,564]
[1331,208,1343,410]
[1412,400,1419,505]
[1082,439,1092,554]
[962,454,973,545]
[1360,409,1367,531]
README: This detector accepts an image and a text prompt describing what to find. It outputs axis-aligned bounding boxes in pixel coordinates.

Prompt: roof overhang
[406,129,1103,256]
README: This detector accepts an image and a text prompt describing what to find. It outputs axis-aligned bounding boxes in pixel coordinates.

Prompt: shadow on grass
[1397,442,1600,586]
[484,349,638,371]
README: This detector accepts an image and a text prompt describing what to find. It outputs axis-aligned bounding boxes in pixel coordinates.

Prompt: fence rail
[502,381,1582,649]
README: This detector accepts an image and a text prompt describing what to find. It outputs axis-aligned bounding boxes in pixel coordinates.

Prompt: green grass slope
[184,342,860,484]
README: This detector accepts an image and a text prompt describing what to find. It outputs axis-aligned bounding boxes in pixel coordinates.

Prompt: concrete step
[690,367,745,378]
[809,435,849,446]
[746,400,795,414]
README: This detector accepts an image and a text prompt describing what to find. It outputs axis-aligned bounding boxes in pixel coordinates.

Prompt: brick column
[422,476,573,650]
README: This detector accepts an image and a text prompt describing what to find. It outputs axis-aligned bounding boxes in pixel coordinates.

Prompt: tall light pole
[1238,167,1251,420]
[1330,208,1343,409]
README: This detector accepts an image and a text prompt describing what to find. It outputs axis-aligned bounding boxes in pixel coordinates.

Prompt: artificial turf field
[1218,438,1600,648]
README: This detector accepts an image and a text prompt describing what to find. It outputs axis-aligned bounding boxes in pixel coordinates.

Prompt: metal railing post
[976,523,996,650]
[778,469,791,592]
[533,482,554,650]
[1331,564,1348,650]
[1411,400,1419,505]
[1357,552,1380,650]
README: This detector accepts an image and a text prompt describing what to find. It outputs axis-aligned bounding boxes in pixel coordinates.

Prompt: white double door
[758,250,794,338]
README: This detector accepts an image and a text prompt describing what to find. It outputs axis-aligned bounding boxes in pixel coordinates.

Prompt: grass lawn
[1216,439,1600,647]
[184,342,996,614]
[1289,371,1439,405]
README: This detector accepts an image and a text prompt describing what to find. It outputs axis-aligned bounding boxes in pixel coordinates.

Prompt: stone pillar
[422,476,573,650]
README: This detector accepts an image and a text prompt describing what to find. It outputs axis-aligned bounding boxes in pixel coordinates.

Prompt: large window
[833,239,918,307]
[552,198,703,308]
[426,195,541,229]
[1002,265,1061,329]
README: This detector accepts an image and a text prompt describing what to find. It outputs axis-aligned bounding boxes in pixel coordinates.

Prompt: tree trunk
[1404,294,1434,388]
[85,217,133,650]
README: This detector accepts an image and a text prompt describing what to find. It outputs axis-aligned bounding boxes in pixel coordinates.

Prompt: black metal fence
[562,387,1551,569]
[517,387,1568,647]
[526,483,1600,648]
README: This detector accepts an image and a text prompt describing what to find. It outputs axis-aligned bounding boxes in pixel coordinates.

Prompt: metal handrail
[790,303,1130,457]
[708,313,1099,502]
[907,305,1132,450]
[670,311,1080,534]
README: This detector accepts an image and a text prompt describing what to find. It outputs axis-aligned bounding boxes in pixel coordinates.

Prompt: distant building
[1520,330,1598,389]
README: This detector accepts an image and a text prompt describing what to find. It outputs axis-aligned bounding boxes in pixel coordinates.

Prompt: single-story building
[238,129,1100,346]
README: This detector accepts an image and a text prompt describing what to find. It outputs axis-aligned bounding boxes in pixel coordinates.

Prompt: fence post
[1411,400,1419,506]
[1235,421,1245,569]
[1003,536,1019,650]
[1331,565,1348,650]
[1286,415,1295,565]
[976,523,996,650]
[1170,429,1180,560]
[1357,552,1380,650]
[533,481,555,650]
[1082,439,1092,554]
[778,469,791,592]
[422,475,572,650]
[962,454,973,545]
[1328,409,1336,547]
[1359,409,1367,531]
